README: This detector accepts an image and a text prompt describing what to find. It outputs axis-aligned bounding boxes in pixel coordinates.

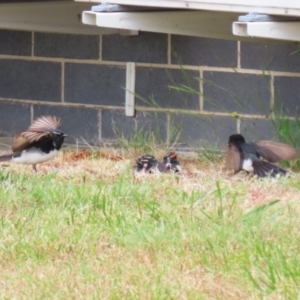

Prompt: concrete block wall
[0,29,300,148]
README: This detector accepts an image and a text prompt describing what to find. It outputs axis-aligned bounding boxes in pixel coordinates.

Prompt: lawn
[0,148,299,299]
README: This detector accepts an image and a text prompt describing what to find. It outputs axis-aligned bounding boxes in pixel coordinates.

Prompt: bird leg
[32,164,37,172]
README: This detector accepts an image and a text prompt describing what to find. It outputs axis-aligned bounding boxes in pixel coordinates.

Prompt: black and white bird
[134,151,181,174]
[226,134,298,177]
[0,116,67,171]
[162,151,181,173]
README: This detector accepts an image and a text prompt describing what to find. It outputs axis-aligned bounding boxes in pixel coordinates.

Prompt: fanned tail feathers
[21,116,61,143]
[252,161,287,178]
[27,116,61,132]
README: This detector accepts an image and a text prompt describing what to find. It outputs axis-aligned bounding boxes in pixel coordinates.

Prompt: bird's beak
[63,134,68,137]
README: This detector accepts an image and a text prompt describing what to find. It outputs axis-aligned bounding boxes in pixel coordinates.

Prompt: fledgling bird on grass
[134,151,181,174]
[226,133,298,178]
[163,151,181,173]
[0,116,67,172]
[134,154,157,173]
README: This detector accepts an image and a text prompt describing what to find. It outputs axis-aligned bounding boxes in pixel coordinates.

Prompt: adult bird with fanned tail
[226,134,298,178]
[134,151,181,174]
[0,116,67,172]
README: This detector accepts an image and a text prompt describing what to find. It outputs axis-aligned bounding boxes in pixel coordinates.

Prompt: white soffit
[3,1,298,41]
[76,0,300,17]
[0,1,119,34]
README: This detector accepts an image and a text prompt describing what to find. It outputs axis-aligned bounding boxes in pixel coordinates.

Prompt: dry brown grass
[0,148,299,299]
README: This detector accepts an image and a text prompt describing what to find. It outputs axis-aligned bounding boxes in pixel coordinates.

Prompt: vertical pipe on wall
[125,62,136,117]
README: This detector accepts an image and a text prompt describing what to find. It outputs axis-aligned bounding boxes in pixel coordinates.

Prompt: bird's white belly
[12,149,57,165]
[242,158,254,172]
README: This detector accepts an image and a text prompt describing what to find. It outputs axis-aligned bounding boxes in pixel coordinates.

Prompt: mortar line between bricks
[0,97,295,120]
[31,32,34,57]
[135,108,281,119]
[0,98,125,110]
[1,54,300,77]
[0,98,278,118]
[61,62,65,103]
[198,67,300,77]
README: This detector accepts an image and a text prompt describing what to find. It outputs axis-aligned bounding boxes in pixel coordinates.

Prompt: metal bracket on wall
[125,62,136,117]
[81,1,300,42]
[82,9,300,42]
[82,10,242,40]
[233,13,300,41]
[91,2,168,12]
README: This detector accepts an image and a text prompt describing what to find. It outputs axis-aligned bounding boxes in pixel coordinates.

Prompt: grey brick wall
[0,29,300,148]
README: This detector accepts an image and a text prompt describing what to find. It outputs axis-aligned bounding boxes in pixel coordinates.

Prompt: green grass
[0,152,300,299]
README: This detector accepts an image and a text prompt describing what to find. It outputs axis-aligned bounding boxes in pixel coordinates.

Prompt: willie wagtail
[226,134,298,177]
[0,115,67,171]
[134,151,181,174]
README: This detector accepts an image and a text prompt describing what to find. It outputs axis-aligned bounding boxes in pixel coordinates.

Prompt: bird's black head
[228,134,246,145]
[163,151,177,164]
[163,151,181,173]
[52,130,67,150]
